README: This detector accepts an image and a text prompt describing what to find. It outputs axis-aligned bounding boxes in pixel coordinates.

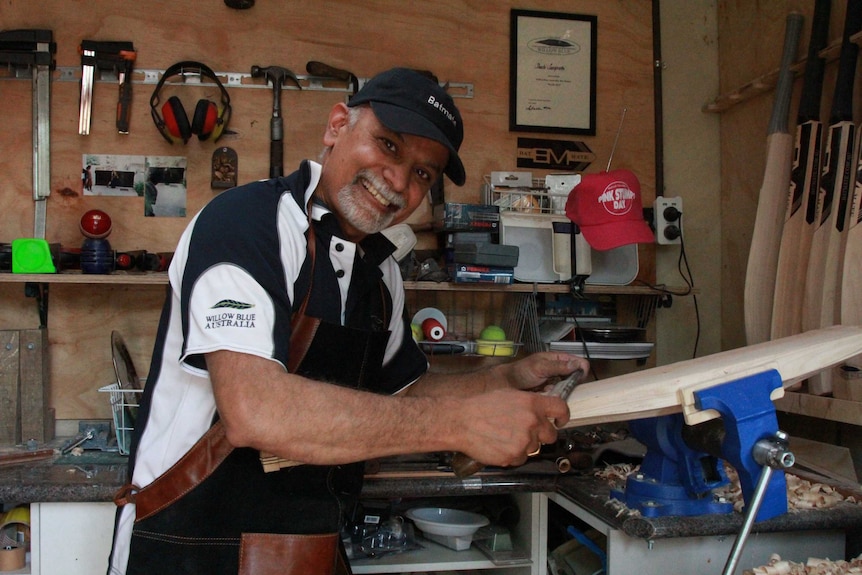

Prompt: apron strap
[288,215,320,373]
[113,418,233,521]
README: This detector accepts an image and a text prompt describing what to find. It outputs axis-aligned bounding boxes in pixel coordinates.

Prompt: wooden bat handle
[767,13,804,135]
[796,0,831,123]
[830,0,862,123]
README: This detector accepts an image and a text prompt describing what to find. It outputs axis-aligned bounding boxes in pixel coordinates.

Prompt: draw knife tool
[451,368,586,478]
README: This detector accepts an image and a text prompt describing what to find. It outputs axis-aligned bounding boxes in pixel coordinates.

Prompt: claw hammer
[250,65,300,178]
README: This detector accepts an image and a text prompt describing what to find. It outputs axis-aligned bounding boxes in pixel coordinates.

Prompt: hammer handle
[270,140,283,178]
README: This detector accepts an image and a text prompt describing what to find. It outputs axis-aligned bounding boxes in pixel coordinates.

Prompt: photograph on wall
[144,156,188,218]
[82,154,143,197]
[82,154,187,217]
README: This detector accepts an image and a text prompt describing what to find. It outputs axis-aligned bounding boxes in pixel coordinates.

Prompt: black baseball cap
[348,67,466,186]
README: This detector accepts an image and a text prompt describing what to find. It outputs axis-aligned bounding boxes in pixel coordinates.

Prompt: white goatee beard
[337,170,404,234]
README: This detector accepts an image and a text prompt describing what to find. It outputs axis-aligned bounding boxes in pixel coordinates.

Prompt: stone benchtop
[2,452,861,541]
[0,450,561,504]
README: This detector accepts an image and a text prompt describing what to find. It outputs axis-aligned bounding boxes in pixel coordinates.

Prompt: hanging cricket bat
[744,13,804,346]
[840,128,862,369]
[771,0,831,341]
[803,0,862,394]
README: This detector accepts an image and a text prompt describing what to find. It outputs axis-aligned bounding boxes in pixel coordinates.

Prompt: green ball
[411,323,424,341]
[479,325,506,341]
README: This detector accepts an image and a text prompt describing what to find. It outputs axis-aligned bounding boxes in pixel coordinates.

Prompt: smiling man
[107,68,588,575]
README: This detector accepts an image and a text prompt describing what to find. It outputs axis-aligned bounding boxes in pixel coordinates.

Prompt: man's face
[318,104,449,242]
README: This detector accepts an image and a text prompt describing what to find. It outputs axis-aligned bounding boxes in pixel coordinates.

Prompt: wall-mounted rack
[702,30,861,114]
[1,66,474,99]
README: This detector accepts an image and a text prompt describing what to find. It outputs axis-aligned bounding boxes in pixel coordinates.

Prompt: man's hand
[499,352,589,392]
[454,387,571,469]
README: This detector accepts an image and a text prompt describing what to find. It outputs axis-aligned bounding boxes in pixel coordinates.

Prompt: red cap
[565,170,654,250]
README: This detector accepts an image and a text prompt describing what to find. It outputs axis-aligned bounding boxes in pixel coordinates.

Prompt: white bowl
[405,507,489,537]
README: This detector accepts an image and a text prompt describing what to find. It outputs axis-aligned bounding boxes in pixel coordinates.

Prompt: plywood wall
[0,0,655,421]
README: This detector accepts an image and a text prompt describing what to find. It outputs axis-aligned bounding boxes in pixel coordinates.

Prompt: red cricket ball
[80,209,113,239]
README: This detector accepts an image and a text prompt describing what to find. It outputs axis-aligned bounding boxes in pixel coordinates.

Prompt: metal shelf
[0,273,682,295]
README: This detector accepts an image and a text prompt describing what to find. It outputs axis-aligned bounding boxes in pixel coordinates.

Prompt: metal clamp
[721,431,794,575]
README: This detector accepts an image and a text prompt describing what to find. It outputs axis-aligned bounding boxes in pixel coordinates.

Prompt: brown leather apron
[117,217,390,575]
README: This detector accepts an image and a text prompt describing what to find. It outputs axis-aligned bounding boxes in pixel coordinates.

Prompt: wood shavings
[785,474,858,510]
[594,462,638,488]
[595,463,642,518]
[604,496,640,518]
[744,553,862,575]
[719,464,861,512]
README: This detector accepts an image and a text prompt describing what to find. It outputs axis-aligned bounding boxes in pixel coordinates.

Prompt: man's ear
[323,102,351,147]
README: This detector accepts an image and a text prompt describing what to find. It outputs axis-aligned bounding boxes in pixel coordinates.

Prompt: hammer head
[250,65,300,89]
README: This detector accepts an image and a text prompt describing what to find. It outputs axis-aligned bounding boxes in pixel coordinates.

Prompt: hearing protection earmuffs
[150,61,232,144]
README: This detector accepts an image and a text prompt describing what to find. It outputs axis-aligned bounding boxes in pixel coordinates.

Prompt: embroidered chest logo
[206,299,256,329]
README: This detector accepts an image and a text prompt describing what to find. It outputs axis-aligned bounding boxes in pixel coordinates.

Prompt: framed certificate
[510,9,597,135]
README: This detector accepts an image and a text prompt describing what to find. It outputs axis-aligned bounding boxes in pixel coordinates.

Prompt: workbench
[1,453,861,574]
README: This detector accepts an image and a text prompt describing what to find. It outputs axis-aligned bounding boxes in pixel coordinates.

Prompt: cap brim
[579,219,655,251]
[369,101,466,186]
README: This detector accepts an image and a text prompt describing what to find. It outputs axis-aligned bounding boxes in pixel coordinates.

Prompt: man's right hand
[454,388,569,469]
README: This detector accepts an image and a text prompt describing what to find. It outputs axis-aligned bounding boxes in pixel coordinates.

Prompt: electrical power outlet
[654,196,683,245]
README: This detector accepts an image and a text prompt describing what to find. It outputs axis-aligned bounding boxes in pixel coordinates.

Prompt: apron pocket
[128,529,240,575]
[239,532,341,575]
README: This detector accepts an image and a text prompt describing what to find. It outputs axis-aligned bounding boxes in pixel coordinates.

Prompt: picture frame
[510,9,597,135]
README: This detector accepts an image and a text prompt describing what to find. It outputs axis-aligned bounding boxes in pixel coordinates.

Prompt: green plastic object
[11,238,56,273]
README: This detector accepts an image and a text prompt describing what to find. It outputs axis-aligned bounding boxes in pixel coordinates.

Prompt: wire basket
[98,383,142,455]
[483,175,568,215]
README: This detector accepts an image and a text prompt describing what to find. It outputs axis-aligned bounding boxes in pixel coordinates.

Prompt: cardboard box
[433,203,500,232]
[453,242,519,268]
[449,263,514,284]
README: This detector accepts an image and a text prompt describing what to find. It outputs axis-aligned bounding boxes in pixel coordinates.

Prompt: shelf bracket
[24,282,49,328]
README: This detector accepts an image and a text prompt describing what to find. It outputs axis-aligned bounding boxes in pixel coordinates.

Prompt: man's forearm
[403,365,510,398]
[208,350,469,464]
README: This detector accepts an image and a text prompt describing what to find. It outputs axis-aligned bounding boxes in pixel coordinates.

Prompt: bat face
[851,144,862,228]
[840,129,862,365]
[773,120,824,342]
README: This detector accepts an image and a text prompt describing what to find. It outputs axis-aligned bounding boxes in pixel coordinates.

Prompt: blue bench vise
[611,368,794,523]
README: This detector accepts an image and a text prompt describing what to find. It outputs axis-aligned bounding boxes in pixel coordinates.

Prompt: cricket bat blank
[744,13,804,345]
[771,0,831,341]
[803,0,862,395]
[563,326,862,429]
[840,129,862,368]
